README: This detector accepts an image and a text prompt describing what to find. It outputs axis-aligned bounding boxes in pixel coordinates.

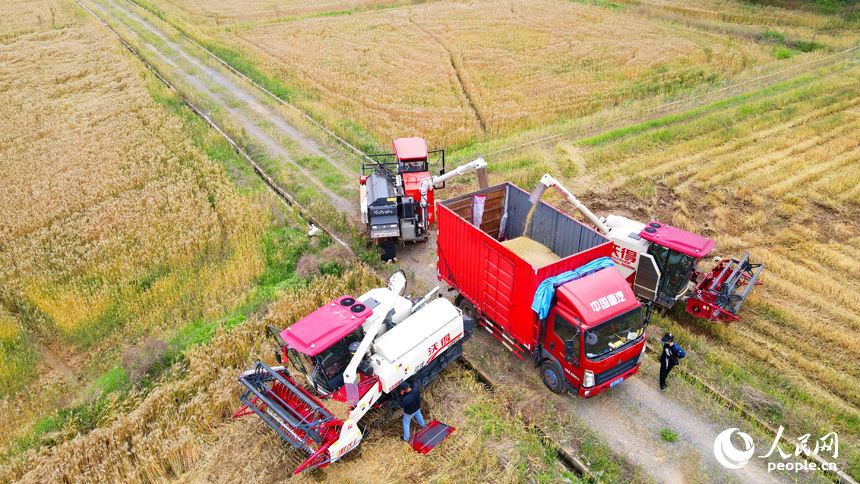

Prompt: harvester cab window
[584,308,644,360]
[287,349,310,374]
[316,328,364,382]
[399,159,428,173]
[649,244,696,297]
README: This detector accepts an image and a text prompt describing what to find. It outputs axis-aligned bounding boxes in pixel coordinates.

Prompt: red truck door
[481,243,516,333]
[544,308,582,390]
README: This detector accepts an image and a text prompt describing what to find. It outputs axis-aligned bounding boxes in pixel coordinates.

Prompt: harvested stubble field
[3,267,582,483]
[134,0,859,150]
[474,59,860,478]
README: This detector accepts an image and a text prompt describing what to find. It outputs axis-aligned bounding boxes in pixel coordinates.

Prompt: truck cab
[540,268,647,397]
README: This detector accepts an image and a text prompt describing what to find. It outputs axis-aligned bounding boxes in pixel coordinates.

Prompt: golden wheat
[0,0,270,464]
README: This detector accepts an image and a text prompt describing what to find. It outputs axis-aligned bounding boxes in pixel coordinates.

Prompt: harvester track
[72,1,858,482]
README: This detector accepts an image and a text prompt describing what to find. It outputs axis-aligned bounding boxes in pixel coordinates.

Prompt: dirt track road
[80,1,810,482]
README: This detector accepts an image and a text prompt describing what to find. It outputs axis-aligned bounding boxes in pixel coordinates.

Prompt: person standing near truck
[399,381,425,441]
[659,332,685,391]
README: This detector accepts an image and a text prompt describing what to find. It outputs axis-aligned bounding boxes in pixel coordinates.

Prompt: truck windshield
[584,308,644,360]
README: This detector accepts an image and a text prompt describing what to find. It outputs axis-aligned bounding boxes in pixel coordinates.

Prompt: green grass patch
[757,30,827,54]
[660,428,678,443]
[0,333,39,396]
[569,0,623,8]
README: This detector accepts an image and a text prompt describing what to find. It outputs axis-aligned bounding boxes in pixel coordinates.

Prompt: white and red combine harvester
[360,137,489,242]
[234,272,471,474]
[530,174,763,322]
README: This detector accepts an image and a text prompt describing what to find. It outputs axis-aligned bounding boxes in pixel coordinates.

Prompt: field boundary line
[644,343,858,484]
[73,0,353,253]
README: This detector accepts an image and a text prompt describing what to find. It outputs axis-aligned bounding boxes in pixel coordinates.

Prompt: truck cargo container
[436,182,647,397]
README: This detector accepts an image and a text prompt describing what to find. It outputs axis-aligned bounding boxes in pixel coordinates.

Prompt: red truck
[436,182,648,397]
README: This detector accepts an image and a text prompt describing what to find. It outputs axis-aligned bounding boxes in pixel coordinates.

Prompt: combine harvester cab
[234,272,472,473]
[437,182,648,397]
[530,174,764,322]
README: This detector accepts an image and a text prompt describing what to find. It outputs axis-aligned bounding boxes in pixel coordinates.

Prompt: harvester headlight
[583,370,595,388]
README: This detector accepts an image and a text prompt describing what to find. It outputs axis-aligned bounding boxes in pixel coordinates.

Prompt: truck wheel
[540,361,565,394]
[458,299,477,321]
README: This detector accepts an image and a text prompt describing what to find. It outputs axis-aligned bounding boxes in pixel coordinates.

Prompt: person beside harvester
[399,381,425,441]
[659,332,685,391]
[377,237,397,264]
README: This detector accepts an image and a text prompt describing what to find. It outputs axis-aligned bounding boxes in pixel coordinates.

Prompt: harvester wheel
[540,360,565,394]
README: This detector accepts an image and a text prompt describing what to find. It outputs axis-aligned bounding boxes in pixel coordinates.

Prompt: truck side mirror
[643,302,654,328]
[563,330,579,366]
[563,340,575,362]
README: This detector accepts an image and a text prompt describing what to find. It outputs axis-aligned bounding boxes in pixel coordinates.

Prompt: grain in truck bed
[501,237,561,267]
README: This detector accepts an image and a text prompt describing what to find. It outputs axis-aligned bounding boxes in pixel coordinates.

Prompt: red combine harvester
[436,182,649,397]
[234,272,471,473]
[360,137,489,242]
[529,175,763,322]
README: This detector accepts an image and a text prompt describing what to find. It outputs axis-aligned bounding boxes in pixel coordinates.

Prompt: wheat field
[483,60,860,477]
[133,0,859,151]
[0,0,271,465]
[230,0,775,146]
[150,0,426,26]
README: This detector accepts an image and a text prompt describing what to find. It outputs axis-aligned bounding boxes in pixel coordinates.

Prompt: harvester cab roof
[277,292,414,394]
[638,221,716,257]
[393,136,429,173]
[280,296,373,357]
[638,221,716,304]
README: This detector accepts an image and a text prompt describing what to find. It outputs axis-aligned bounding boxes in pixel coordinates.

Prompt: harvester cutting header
[529,174,763,322]
[360,137,489,242]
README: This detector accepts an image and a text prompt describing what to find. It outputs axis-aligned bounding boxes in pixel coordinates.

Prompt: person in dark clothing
[399,381,425,441]
[659,332,685,391]
[377,237,397,264]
